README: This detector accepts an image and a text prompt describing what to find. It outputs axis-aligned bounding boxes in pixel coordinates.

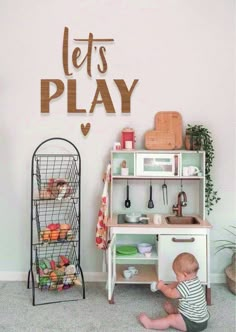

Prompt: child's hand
[157,280,165,290]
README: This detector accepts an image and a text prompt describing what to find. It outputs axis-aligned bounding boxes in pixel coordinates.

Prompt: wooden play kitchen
[106,112,212,305]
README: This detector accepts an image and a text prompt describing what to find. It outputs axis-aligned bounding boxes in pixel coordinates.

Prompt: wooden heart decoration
[81,123,91,136]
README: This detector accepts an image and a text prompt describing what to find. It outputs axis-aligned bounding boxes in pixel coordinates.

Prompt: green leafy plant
[185,124,221,214]
[215,226,236,254]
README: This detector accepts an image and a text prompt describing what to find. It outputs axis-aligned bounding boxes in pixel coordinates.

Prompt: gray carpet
[0,282,235,331]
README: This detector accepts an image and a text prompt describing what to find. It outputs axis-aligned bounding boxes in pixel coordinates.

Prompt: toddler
[138,252,209,331]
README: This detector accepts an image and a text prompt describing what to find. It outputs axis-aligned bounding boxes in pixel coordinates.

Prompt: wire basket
[35,154,80,199]
[35,242,81,291]
[34,199,79,243]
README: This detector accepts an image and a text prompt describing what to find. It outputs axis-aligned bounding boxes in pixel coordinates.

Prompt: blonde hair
[172,252,199,275]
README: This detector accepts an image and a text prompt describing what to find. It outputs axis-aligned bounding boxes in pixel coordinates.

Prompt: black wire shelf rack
[27,137,85,306]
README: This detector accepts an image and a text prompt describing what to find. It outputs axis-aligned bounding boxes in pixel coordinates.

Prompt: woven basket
[225,264,236,295]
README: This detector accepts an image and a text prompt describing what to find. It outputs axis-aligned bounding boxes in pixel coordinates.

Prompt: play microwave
[136,153,179,176]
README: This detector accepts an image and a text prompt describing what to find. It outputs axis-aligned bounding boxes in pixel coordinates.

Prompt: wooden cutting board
[155,111,183,149]
[145,130,175,150]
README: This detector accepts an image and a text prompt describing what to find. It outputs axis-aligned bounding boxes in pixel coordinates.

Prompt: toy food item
[39,178,73,200]
[42,228,51,241]
[43,259,51,269]
[39,260,47,270]
[63,276,72,285]
[73,278,82,286]
[57,284,64,291]
[65,264,76,275]
[49,271,58,282]
[47,178,72,199]
[47,223,60,231]
[56,270,64,283]
[59,224,71,239]
[39,189,52,199]
[58,255,69,267]
[50,230,60,240]
[50,259,56,270]
[39,276,50,286]
[66,230,74,240]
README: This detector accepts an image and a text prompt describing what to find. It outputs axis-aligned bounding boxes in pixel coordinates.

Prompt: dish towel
[96,163,111,250]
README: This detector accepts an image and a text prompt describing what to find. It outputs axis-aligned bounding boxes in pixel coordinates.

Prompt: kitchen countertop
[108,214,212,228]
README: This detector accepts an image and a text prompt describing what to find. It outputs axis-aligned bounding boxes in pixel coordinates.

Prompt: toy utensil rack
[27,137,85,306]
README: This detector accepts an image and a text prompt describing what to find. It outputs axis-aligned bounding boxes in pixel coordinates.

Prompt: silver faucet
[172,191,187,217]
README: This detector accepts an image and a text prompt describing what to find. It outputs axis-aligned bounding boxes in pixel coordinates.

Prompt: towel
[96,163,111,250]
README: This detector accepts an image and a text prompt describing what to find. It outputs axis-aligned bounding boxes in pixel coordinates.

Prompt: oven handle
[172,237,195,243]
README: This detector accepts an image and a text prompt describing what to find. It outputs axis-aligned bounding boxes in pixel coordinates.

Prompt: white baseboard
[0,271,225,283]
[0,272,29,281]
[210,273,226,284]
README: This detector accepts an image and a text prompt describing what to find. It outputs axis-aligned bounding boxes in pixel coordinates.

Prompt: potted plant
[215,226,236,295]
[185,124,220,214]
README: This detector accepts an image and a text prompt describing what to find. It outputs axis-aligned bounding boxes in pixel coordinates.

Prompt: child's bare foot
[163,301,178,314]
[138,313,153,329]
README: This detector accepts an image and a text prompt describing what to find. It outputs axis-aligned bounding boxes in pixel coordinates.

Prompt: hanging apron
[96,163,111,250]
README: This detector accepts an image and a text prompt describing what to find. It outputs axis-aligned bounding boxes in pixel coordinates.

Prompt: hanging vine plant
[185,124,221,215]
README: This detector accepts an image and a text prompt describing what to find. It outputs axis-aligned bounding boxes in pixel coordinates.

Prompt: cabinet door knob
[172,237,195,243]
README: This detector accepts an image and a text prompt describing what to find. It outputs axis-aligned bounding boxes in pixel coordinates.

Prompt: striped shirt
[177,277,209,323]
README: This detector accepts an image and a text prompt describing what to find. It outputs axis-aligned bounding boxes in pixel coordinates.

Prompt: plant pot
[225,253,236,295]
[185,133,203,151]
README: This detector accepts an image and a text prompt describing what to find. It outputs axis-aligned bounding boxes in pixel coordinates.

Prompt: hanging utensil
[124,181,131,208]
[162,180,168,205]
[148,181,154,209]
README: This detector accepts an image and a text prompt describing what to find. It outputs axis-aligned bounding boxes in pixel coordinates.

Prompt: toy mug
[183,166,200,176]
[123,270,133,279]
[128,266,138,276]
[153,214,162,224]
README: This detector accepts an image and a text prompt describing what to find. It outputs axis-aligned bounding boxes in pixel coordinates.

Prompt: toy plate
[116,245,138,255]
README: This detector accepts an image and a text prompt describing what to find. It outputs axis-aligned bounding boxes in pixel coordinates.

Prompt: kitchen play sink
[165,216,200,225]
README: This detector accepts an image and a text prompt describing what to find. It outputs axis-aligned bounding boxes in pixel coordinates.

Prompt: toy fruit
[49,271,58,282]
[42,228,51,241]
[50,230,60,240]
[59,224,71,239]
[48,223,60,231]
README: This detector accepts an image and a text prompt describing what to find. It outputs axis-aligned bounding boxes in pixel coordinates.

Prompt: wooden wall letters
[41,27,139,119]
